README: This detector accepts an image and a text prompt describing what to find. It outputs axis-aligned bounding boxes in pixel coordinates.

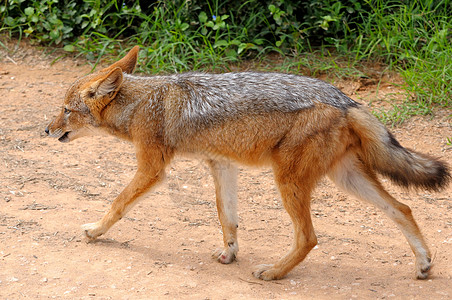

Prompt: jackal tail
[348,107,450,191]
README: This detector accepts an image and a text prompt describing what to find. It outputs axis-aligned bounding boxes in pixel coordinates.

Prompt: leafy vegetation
[1,0,451,123]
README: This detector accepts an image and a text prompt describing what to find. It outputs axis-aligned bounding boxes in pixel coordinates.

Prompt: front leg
[83,148,166,239]
[207,160,239,264]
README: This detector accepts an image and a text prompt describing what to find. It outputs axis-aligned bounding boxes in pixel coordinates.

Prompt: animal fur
[46,46,450,280]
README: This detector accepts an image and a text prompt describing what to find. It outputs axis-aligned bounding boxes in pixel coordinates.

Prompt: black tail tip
[412,157,451,192]
[428,160,451,191]
[384,155,451,192]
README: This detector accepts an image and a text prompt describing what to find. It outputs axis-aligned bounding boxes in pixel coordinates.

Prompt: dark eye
[64,107,71,114]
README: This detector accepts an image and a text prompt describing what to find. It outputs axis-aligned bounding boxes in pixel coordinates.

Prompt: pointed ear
[102,46,139,74]
[96,67,123,97]
[84,67,123,118]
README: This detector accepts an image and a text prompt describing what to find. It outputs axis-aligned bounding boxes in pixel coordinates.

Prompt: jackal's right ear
[84,67,123,118]
[102,46,139,74]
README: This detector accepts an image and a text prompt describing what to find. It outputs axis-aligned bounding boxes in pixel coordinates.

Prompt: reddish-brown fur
[46,47,449,281]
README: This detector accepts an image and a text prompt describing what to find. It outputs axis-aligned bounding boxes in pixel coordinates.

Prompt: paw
[81,222,105,240]
[415,257,432,279]
[212,248,236,264]
[212,242,238,264]
[252,264,283,281]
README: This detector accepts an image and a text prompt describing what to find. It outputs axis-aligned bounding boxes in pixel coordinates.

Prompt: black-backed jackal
[46,46,450,280]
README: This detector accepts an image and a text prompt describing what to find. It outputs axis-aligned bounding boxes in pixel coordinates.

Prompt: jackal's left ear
[102,46,139,74]
[84,67,123,117]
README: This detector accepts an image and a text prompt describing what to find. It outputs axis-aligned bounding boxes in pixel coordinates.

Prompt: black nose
[45,127,49,135]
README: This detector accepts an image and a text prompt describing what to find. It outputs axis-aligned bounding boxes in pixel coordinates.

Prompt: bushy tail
[348,107,450,191]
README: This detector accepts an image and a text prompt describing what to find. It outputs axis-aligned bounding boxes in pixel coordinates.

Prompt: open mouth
[58,131,71,143]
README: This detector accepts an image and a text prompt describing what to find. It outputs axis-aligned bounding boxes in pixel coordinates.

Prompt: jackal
[46,46,449,280]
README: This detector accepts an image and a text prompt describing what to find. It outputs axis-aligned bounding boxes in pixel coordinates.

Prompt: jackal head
[45,46,139,142]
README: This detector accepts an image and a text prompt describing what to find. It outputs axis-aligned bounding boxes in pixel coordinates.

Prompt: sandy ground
[0,45,451,299]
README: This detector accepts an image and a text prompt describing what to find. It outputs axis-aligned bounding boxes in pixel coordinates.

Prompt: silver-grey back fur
[122,72,358,146]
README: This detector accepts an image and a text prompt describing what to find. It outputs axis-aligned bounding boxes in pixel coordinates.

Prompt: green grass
[54,1,275,73]
[367,1,450,123]
[446,137,452,146]
[351,0,451,119]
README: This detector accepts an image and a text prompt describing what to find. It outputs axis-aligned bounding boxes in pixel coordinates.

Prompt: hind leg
[207,159,239,264]
[253,164,318,280]
[328,153,432,279]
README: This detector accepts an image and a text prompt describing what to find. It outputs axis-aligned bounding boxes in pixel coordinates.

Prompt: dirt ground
[0,44,451,299]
